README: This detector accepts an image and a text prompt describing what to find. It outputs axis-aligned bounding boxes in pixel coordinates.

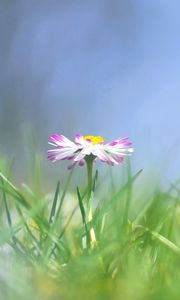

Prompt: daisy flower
[48,134,134,169]
[48,134,134,249]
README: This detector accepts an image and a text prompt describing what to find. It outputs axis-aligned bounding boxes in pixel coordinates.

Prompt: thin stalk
[86,157,93,204]
[86,156,97,248]
[56,170,73,220]
[1,178,16,247]
[123,159,132,227]
[77,187,90,247]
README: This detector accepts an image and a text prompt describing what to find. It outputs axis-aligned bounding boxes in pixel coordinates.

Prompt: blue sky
[0,1,179,180]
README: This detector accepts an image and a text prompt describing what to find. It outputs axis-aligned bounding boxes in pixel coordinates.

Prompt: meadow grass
[0,155,180,300]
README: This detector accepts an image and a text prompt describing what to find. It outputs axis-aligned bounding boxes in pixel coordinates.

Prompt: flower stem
[86,156,93,204]
[86,155,97,248]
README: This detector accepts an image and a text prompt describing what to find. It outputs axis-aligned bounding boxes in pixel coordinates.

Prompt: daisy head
[47,134,134,169]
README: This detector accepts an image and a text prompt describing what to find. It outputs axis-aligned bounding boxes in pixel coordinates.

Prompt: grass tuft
[0,157,180,300]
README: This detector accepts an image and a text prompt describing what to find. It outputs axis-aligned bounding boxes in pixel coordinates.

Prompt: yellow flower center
[83,135,104,145]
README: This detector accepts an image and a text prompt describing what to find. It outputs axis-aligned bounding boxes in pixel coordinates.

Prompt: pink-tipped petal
[74,134,83,141]
[74,134,86,145]
[79,159,85,167]
[47,155,57,162]
[49,134,66,144]
[104,137,133,160]
[68,162,78,170]
[74,134,92,146]
[49,134,77,148]
[92,148,118,166]
[67,159,85,169]
[107,137,132,148]
[47,134,82,164]
[110,154,124,164]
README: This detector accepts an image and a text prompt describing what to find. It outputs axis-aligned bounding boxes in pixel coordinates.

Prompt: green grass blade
[123,159,133,226]
[1,178,12,227]
[92,170,98,192]
[55,170,74,221]
[0,172,30,209]
[77,187,89,245]
[49,181,60,224]
[94,169,143,225]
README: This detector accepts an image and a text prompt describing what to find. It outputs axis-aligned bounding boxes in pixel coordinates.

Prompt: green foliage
[0,158,180,300]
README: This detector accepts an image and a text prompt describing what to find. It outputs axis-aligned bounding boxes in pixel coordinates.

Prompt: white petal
[74,151,86,161]
[104,145,134,156]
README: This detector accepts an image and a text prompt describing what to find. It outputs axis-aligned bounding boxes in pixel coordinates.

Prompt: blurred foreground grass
[0,155,180,300]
